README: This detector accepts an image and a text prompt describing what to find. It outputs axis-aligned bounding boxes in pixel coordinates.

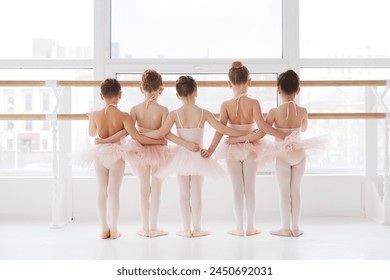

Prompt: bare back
[223,96,257,125]
[270,102,308,131]
[131,101,167,131]
[92,105,128,139]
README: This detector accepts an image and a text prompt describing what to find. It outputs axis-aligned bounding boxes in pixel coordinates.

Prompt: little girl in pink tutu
[201,61,286,237]
[96,70,199,237]
[74,78,166,239]
[143,75,247,238]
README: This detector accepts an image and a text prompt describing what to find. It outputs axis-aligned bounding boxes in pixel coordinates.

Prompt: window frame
[0,0,387,176]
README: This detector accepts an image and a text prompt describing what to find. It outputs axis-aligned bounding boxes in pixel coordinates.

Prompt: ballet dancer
[201,61,286,237]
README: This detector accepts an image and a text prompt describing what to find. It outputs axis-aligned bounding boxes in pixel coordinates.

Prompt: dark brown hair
[100,78,121,98]
[277,69,300,95]
[141,69,163,92]
[176,75,197,97]
[228,61,250,85]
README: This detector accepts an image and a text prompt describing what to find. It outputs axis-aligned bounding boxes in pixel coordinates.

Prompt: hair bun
[232,61,243,69]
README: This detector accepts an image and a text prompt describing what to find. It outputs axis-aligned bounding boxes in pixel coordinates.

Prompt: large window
[300,0,390,58]
[299,68,390,172]
[0,0,93,59]
[0,69,93,173]
[0,0,388,176]
[111,0,282,59]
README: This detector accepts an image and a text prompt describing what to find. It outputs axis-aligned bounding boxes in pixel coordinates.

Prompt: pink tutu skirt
[257,132,327,166]
[155,146,226,179]
[215,139,273,162]
[72,143,135,169]
[124,139,171,175]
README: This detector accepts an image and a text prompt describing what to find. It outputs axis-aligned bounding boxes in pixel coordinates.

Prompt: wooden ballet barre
[0,113,386,121]
[309,113,386,119]
[0,80,387,88]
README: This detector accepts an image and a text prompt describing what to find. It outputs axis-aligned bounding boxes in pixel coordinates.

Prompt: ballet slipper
[269,229,292,237]
[291,229,304,237]
[176,230,192,238]
[246,228,261,236]
[137,229,149,237]
[192,229,210,238]
[148,229,168,237]
[227,229,245,237]
[101,230,110,239]
[110,231,122,239]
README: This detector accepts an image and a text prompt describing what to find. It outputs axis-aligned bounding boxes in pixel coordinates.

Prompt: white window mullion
[93,0,108,109]
[283,0,300,72]
[300,58,390,68]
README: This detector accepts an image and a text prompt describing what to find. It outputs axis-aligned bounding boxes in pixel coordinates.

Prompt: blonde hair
[228,61,250,85]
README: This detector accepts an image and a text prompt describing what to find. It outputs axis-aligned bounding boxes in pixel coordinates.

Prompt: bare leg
[107,159,125,239]
[190,175,209,237]
[290,157,306,237]
[226,159,245,236]
[177,175,192,238]
[95,163,110,238]
[149,164,168,237]
[138,165,151,237]
[243,159,260,236]
[271,157,293,237]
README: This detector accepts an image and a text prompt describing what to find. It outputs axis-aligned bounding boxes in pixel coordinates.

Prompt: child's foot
[246,228,261,236]
[101,230,110,239]
[270,229,292,237]
[148,229,168,237]
[227,229,245,236]
[291,229,304,237]
[176,230,192,238]
[192,229,210,237]
[137,229,149,237]
[110,231,122,239]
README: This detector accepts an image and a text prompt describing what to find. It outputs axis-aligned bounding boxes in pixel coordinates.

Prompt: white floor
[1,217,390,260]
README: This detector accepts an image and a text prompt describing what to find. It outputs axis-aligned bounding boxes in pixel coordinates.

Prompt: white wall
[0,175,366,224]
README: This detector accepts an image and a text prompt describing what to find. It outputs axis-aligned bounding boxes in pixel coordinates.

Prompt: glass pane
[300,68,390,112]
[0,120,54,171]
[111,0,282,59]
[300,0,390,58]
[0,0,93,59]
[0,69,93,173]
[299,68,390,173]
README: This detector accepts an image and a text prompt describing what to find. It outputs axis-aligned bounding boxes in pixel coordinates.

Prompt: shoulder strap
[283,101,298,120]
[175,110,183,128]
[234,93,247,117]
[197,109,204,128]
